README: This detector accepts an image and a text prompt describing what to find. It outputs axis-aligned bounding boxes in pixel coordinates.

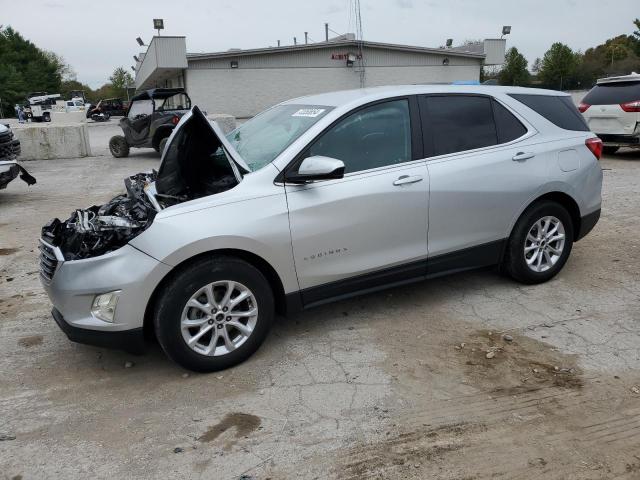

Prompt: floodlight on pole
[445,38,453,48]
[501,26,511,38]
[131,66,136,72]
[133,55,139,63]
[136,37,146,47]
[153,18,164,36]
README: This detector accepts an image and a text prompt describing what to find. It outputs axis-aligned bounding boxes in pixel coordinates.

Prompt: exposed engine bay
[41,107,242,260]
[41,172,159,260]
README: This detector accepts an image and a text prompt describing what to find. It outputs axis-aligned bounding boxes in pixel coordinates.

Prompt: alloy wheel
[180,281,258,356]
[524,216,566,273]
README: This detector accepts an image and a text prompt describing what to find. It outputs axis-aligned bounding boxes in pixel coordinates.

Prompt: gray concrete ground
[0,131,639,479]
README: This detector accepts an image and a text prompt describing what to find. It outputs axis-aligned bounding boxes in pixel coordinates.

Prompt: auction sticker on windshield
[292,108,326,117]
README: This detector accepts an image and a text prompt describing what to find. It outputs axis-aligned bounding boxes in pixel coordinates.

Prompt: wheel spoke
[526,250,539,265]
[543,250,552,267]
[524,244,538,253]
[547,245,562,255]
[204,284,216,308]
[220,281,235,307]
[187,298,210,315]
[536,251,543,271]
[230,307,258,318]
[227,320,252,336]
[188,324,214,345]
[205,329,219,355]
[527,233,538,243]
[182,316,210,328]
[220,327,236,351]
[229,290,250,308]
[548,234,565,243]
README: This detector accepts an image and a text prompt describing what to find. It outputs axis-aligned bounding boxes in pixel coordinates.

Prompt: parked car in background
[0,123,36,189]
[580,72,640,154]
[86,98,127,118]
[108,88,191,157]
[40,85,602,372]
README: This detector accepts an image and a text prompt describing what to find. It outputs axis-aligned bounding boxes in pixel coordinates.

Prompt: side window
[492,100,527,143]
[308,99,411,174]
[509,94,589,132]
[424,95,497,156]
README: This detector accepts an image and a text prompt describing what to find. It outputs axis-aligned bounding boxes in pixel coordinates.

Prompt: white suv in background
[580,72,640,154]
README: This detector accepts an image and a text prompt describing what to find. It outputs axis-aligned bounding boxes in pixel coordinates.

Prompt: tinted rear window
[492,100,527,143]
[582,81,640,105]
[510,94,589,132]
[425,96,497,155]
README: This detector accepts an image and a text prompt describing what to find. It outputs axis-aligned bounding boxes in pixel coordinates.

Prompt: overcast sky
[1,0,637,88]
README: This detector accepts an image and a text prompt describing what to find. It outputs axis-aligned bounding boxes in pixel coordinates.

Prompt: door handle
[512,152,535,162]
[393,175,423,186]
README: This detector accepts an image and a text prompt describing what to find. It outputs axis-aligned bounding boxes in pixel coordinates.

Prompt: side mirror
[285,156,345,183]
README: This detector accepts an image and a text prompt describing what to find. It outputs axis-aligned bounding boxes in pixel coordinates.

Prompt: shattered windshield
[227,104,333,172]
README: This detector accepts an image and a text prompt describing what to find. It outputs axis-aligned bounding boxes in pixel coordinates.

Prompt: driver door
[285,98,429,305]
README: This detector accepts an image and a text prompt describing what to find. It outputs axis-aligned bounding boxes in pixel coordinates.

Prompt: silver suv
[40,85,603,372]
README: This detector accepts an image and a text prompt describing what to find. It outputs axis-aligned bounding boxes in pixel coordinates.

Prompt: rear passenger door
[420,94,547,271]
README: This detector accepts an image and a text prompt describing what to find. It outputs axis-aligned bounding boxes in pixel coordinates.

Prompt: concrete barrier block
[52,111,87,123]
[13,124,92,160]
[206,113,236,134]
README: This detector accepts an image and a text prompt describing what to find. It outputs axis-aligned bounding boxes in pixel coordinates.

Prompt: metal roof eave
[186,40,486,62]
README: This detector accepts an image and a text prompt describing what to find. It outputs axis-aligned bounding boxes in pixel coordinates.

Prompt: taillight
[585,137,603,160]
[171,115,180,125]
[578,102,590,113]
[620,100,640,112]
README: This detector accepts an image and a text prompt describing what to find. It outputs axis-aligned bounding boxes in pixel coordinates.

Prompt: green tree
[498,47,530,86]
[109,67,134,98]
[538,42,582,90]
[0,26,64,116]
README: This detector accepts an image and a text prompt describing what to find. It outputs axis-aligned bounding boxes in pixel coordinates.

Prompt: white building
[134,35,505,118]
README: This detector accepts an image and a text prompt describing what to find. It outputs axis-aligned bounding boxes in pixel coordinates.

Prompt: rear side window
[423,95,497,156]
[510,94,588,132]
[582,81,640,105]
[492,100,527,143]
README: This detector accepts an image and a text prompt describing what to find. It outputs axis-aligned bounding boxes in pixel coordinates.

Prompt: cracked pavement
[0,137,639,479]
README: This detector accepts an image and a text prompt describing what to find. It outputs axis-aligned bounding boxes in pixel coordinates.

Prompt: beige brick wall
[186,64,480,118]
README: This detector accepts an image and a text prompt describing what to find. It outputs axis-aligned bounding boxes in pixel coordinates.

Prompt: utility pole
[294,37,297,45]
[325,23,329,42]
[305,32,308,44]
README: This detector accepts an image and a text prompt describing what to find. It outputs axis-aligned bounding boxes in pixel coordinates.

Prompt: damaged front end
[40,106,247,262]
[41,172,159,260]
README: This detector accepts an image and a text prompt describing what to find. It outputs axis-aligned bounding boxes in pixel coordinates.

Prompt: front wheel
[503,201,574,284]
[109,135,130,158]
[154,256,274,372]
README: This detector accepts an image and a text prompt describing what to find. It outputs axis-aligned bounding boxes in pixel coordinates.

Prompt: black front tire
[42,112,51,122]
[602,146,619,155]
[503,201,574,284]
[109,135,130,158]
[154,256,274,372]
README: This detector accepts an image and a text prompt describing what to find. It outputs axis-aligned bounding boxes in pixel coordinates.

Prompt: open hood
[156,106,249,199]
[41,106,246,260]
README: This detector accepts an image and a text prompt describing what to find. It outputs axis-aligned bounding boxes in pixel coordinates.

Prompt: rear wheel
[503,201,573,284]
[602,146,619,155]
[154,256,274,372]
[42,112,51,122]
[109,135,130,158]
